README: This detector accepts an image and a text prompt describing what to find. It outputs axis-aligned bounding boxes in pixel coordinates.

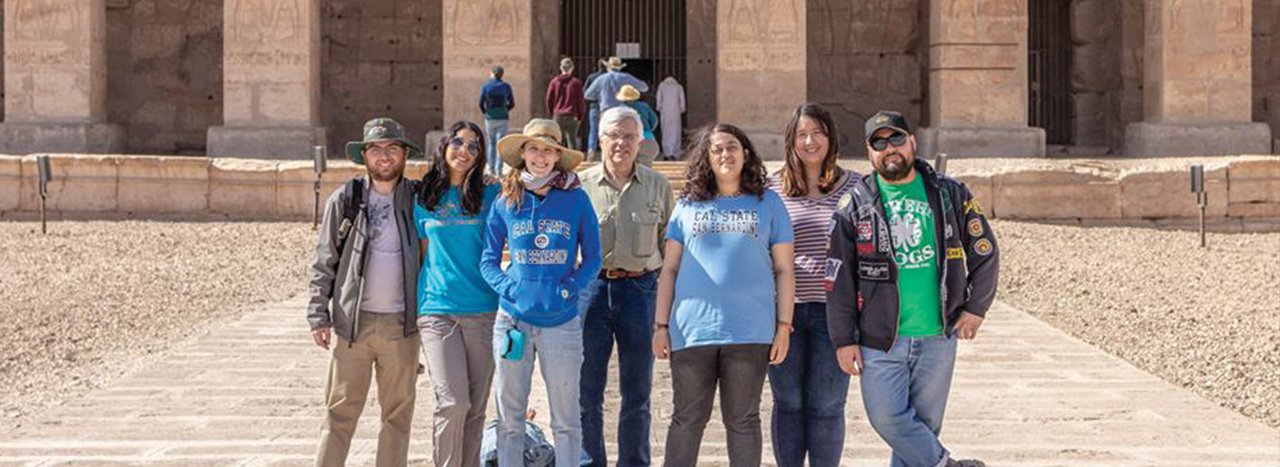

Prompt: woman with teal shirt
[414,120,501,467]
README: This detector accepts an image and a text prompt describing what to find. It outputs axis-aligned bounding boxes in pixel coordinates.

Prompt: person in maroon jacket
[546,57,587,151]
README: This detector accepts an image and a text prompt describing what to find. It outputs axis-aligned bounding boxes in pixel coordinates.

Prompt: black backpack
[335,177,365,253]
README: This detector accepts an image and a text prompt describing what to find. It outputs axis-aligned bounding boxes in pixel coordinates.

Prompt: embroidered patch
[945,223,954,239]
[856,242,875,255]
[876,221,892,253]
[823,258,843,291]
[857,261,891,281]
[963,199,984,216]
[967,218,984,237]
[856,221,873,241]
[946,247,965,260]
[857,292,865,310]
[973,238,993,256]
[838,193,853,211]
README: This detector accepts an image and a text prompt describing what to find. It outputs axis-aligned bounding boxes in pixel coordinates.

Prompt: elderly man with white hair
[576,106,675,467]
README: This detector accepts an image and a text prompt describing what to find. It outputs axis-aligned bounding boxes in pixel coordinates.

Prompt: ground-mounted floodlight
[1190,165,1206,248]
[313,145,327,230]
[37,155,53,234]
[935,152,948,175]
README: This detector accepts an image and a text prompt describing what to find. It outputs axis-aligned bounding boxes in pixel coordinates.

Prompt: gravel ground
[994,220,1280,428]
[2,220,1276,432]
[0,221,315,429]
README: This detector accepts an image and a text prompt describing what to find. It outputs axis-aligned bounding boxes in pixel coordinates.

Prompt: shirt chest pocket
[630,211,662,258]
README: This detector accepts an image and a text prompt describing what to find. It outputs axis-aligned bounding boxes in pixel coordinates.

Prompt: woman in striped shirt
[766,103,860,467]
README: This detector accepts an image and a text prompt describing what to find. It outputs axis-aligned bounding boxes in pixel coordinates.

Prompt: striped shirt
[767,170,858,303]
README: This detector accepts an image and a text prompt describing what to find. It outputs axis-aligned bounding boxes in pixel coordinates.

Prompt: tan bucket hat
[496,119,585,171]
[616,84,642,102]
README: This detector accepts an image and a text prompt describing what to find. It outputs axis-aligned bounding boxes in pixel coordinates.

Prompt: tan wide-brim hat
[602,56,626,70]
[616,84,642,102]
[496,119,585,171]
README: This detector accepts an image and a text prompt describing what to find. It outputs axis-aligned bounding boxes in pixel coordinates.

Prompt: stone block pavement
[0,297,1276,466]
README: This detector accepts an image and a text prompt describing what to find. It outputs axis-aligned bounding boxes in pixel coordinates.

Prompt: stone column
[207,0,325,159]
[441,0,535,131]
[919,0,1045,158]
[0,0,123,153]
[1124,0,1271,156]
[716,0,805,160]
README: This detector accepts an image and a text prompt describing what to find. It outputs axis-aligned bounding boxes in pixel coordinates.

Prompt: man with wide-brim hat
[585,56,649,116]
[496,118,585,172]
[311,115,425,466]
[615,85,661,166]
[344,117,424,164]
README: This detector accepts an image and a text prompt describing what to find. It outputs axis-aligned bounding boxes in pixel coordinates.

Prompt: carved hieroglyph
[222,0,318,126]
[4,0,105,122]
[442,0,532,126]
[717,0,805,133]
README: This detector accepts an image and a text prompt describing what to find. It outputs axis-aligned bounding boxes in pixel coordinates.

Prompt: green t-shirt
[877,175,943,337]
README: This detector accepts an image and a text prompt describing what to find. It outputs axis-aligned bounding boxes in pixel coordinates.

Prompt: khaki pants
[316,312,421,467]
[419,313,496,467]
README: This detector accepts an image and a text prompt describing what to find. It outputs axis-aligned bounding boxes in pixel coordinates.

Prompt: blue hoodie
[481,186,602,327]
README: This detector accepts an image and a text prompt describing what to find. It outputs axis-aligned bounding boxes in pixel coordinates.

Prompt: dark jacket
[480,78,515,120]
[825,159,999,352]
[307,176,422,341]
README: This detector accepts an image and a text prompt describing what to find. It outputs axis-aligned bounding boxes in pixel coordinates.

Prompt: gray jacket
[307,176,421,341]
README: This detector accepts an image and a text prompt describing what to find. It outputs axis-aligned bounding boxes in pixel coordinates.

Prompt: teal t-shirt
[414,184,501,315]
[876,175,943,336]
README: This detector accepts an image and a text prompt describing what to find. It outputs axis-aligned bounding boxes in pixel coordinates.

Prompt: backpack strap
[336,177,365,252]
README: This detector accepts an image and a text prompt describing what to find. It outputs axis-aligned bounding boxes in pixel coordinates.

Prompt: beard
[875,152,913,181]
[368,161,405,182]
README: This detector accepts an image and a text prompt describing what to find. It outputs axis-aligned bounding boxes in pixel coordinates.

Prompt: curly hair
[680,123,768,202]
[500,159,528,210]
[779,103,843,197]
[419,121,488,216]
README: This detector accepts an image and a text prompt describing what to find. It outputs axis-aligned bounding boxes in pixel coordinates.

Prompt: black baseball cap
[864,110,913,140]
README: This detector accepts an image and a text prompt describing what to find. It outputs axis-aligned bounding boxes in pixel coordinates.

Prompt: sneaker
[945,459,987,467]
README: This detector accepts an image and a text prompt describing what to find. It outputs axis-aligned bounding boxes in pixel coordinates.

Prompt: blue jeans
[860,334,957,467]
[767,302,850,467]
[578,272,657,467]
[484,118,508,175]
[586,106,600,155]
[493,310,584,467]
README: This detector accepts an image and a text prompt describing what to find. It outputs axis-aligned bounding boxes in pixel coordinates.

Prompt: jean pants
[578,272,657,466]
[767,302,850,467]
[492,310,584,467]
[860,334,957,467]
[484,118,508,175]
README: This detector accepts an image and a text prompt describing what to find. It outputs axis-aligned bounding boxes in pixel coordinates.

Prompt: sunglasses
[448,137,482,155]
[868,132,909,151]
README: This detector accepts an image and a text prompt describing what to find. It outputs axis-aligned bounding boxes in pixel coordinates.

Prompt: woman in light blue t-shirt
[414,120,500,466]
[651,123,796,466]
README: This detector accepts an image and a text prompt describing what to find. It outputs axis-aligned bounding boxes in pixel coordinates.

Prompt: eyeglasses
[448,137,482,155]
[868,132,909,151]
[602,131,640,144]
[364,144,406,158]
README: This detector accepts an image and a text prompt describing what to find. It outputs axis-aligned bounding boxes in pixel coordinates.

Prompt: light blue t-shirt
[665,191,794,351]
[414,184,501,315]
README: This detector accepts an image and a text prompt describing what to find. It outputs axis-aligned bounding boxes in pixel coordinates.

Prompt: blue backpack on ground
[480,419,555,466]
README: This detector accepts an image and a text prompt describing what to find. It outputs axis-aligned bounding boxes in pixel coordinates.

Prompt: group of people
[306,101,999,467]
[482,56,687,171]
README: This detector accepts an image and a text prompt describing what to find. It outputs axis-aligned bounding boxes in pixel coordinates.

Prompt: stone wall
[1256,0,1280,151]
[321,0,442,154]
[807,0,927,159]
[5,154,1278,222]
[105,0,223,155]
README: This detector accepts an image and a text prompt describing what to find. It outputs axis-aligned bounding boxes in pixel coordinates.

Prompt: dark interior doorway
[560,0,687,92]
[1029,0,1072,145]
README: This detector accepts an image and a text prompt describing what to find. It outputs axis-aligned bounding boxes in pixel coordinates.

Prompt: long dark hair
[680,123,767,202]
[780,103,843,197]
[420,121,488,216]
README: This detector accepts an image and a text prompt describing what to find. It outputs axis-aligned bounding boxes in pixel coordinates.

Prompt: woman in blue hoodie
[481,118,602,467]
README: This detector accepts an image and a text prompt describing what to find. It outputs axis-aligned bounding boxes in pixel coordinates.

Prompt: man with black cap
[307,118,425,466]
[825,111,999,467]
